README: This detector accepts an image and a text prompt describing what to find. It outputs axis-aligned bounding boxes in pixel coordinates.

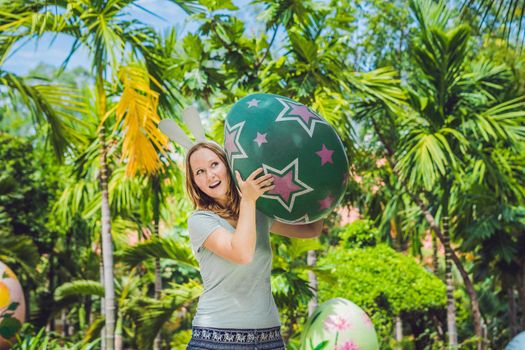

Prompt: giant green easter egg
[224,93,349,223]
[300,298,379,350]
[0,262,25,350]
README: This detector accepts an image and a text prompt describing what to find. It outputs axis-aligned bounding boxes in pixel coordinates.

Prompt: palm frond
[83,316,105,346]
[397,126,461,190]
[53,179,98,226]
[163,0,205,14]
[115,65,169,176]
[461,0,525,47]
[54,280,105,301]
[410,0,453,34]
[344,67,406,114]
[471,97,525,146]
[117,237,197,270]
[81,166,144,220]
[0,70,88,160]
[0,8,73,39]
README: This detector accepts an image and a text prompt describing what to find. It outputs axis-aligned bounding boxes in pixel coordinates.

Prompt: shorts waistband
[191,326,282,344]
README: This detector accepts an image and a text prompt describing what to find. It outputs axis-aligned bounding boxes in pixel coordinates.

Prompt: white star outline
[261,158,313,212]
[224,120,248,168]
[273,213,311,224]
[274,97,328,137]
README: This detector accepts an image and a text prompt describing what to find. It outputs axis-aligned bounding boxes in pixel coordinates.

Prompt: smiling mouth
[209,181,221,189]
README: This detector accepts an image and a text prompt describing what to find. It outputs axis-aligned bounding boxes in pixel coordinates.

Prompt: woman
[185,141,324,349]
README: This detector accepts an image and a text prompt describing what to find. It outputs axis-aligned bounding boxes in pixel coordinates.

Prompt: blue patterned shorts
[186,326,285,349]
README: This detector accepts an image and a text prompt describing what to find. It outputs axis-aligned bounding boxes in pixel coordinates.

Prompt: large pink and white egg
[300,298,379,350]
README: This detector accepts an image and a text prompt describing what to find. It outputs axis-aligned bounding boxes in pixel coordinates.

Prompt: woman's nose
[207,171,217,181]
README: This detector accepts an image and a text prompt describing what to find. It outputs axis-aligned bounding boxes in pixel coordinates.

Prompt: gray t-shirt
[187,209,281,329]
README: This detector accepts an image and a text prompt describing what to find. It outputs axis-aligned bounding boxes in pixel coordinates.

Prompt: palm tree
[370,0,525,347]
[0,2,200,348]
[460,0,525,47]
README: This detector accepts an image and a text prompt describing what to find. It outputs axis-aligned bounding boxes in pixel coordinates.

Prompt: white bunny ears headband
[158,107,219,152]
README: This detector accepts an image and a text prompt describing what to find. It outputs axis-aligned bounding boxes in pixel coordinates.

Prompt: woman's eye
[196,170,203,175]
[211,162,218,167]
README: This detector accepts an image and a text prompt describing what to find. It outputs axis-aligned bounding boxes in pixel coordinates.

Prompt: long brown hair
[185,142,240,220]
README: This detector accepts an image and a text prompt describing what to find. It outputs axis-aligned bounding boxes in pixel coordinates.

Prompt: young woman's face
[189,147,230,205]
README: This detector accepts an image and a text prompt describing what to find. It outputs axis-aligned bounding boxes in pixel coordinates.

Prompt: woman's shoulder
[187,210,222,234]
[189,209,219,219]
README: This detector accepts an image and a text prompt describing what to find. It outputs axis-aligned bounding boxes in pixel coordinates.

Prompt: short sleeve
[188,211,222,253]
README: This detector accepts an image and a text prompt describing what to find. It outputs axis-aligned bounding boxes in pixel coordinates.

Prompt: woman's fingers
[259,178,274,188]
[247,167,264,181]
[235,170,243,184]
[261,184,275,192]
[255,173,273,185]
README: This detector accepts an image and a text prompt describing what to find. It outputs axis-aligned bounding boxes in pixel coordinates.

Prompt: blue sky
[2,0,258,75]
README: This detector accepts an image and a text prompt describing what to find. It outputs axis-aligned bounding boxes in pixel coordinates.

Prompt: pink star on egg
[269,170,302,202]
[224,121,248,168]
[247,98,260,108]
[224,128,240,156]
[316,144,334,165]
[262,159,313,212]
[289,104,318,123]
[275,98,327,137]
[253,132,268,147]
[319,195,334,210]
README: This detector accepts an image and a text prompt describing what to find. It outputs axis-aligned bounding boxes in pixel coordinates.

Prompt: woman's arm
[203,169,274,264]
[270,219,324,239]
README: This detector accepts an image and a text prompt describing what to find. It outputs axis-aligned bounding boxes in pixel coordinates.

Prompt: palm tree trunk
[519,261,525,329]
[152,175,162,350]
[100,258,106,350]
[307,250,318,316]
[432,233,439,275]
[153,257,162,350]
[443,216,458,348]
[48,253,55,331]
[422,198,483,349]
[508,287,517,337]
[97,69,115,350]
[100,126,116,350]
[115,316,123,350]
[61,309,68,337]
[395,316,403,349]
[370,119,484,348]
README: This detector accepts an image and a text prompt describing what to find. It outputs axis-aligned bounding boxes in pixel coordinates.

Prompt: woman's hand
[235,168,274,202]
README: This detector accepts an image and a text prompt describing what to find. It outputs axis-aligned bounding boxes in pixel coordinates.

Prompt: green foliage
[318,239,446,341]
[170,329,192,350]
[134,281,202,350]
[117,237,197,271]
[271,236,323,341]
[337,219,379,248]
[0,0,524,348]
[0,133,53,277]
[11,325,99,350]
